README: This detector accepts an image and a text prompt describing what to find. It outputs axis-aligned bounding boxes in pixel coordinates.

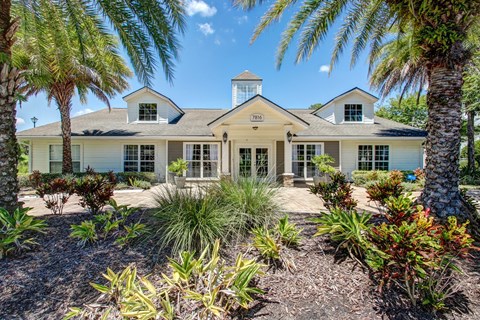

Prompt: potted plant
[311,154,335,186]
[168,158,188,188]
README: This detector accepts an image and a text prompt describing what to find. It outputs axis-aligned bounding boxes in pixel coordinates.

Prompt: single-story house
[17,70,427,186]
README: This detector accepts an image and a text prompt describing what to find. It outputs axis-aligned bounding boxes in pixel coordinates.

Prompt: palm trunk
[0,0,20,211]
[52,83,75,174]
[420,65,468,217]
[467,109,475,174]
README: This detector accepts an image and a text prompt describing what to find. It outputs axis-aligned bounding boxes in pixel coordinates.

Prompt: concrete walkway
[20,184,421,216]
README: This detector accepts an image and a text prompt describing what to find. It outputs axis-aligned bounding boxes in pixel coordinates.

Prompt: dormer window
[139,103,157,121]
[344,104,363,122]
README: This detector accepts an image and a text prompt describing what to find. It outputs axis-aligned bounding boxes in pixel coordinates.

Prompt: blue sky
[16,0,374,131]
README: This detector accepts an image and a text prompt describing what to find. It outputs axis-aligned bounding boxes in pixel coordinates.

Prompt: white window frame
[357,144,390,171]
[183,142,221,179]
[123,144,156,173]
[138,103,158,122]
[236,83,257,106]
[344,104,363,122]
[49,144,82,173]
[292,143,324,179]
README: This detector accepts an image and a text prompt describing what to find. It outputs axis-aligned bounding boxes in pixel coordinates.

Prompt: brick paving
[20,183,424,216]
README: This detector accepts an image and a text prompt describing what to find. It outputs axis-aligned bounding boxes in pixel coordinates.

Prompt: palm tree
[13,2,132,174]
[0,0,185,211]
[236,0,480,217]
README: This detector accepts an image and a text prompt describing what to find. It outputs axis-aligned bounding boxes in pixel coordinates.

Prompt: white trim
[122,143,156,173]
[182,142,221,179]
[356,143,390,171]
[122,87,184,115]
[342,103,364,124]
[291,142,325,179]
[48,143,83,173]
[209,95,309,130]
[313,88,378,115]
[234,142,273,179]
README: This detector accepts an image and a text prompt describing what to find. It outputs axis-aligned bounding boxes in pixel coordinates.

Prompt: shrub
[28,170,43,189]
[72,199,144,247]
[310,172,358,210]
[276,215,302,247]
[35,178,74,215]
[0,207,47,258]
[116,171,157,183]
[151,187,239,256]
[128,177,152,190]
[210,177,279,232]
[365,196,475,308]
[389,169,404,182]
[168,158,188,176]
[252,227,281,261]
[366,178,404,206]
[312,208,372,258]
[311,154,335,175]
[70,220,97,247]
[74,172,116,214]
[66,240,264,319]
[414,167,425,180]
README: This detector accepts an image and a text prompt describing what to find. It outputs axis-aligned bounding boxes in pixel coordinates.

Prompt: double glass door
[238,147,269,178]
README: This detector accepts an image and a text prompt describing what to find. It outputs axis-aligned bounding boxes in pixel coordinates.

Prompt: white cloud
[198,23,214,36]
[74,108,94,116]
[235,15,248,24]
[319,65,330,73]
[185,0,217,17]
[16,117,25,125]
[214,38,221,46]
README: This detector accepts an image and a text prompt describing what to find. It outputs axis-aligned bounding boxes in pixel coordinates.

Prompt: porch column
[221,126,230,175]
[283,125,294,187]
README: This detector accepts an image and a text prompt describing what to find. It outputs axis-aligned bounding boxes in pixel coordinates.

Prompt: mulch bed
[1,211,480,319]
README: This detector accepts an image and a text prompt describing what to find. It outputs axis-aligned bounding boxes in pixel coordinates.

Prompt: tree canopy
[375,94,427,129]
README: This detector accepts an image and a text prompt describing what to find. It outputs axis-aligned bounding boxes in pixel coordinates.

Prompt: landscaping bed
[1,210,479,319]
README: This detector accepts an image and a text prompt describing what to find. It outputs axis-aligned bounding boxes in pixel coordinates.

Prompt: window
[236,84,257,106]
[344,104,363,122]
[185,143,219,178]
[292,144,323,178]
[358,145,389,170]
[49,145,81,173]
[139,103,157,121]
[124,145,155,172]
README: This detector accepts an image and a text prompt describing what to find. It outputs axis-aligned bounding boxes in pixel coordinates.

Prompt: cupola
[231,70,262,108]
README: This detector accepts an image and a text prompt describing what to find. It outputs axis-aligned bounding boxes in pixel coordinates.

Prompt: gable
[313,88,377,124]
[209,95,308,134]
[124,87,183,124]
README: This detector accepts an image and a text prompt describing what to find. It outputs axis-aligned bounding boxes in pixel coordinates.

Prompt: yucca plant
[70,220,97,247]
[0,207,47,258]
[312,208,372,259]
[151,187,239,256]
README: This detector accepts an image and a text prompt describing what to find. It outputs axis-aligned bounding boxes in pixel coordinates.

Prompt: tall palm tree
[13,2,132,174]
[236,0,480,217]
[0,0,185,211]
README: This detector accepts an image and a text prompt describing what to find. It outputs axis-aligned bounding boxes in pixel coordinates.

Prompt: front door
[238,147,269,178]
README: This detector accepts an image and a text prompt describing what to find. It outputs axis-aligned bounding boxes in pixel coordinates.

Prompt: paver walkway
[20,183,421,216]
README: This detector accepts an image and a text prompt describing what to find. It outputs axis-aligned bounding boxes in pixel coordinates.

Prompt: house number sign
[250,113,264,122]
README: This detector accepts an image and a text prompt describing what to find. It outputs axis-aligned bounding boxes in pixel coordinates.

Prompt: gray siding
[276,141,284,178]
[168,141,183,164]
[324,141,340,167]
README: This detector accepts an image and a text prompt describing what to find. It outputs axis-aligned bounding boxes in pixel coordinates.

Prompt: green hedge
[18,171,158,188]
[351,170,415,187]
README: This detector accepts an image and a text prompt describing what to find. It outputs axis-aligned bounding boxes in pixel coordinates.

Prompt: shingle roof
[17,108,426,138]
[291,110,426,137]
[232,70,262,81]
